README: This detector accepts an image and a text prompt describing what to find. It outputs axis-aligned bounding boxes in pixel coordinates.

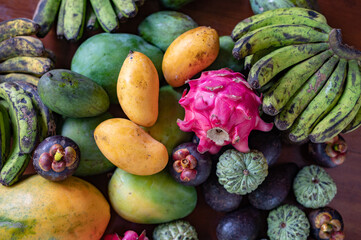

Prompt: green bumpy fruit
[267,204,310,240]
[293,165,337,208]
[71,33,164,103]
[38,69,110,118]
[138,11,198,52]
[206,36,243,72]
[61,113,115,176]
[144,85,193,154]
[108,168,197,224]
[216,149,268,195]
[153,220,198,240]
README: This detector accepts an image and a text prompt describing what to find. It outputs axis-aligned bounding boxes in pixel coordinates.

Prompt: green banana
[244,46,280,71]
[262,49,333,116]
[232,24,329,60]
[0,147,30,186]
[0,36,45,62]
[32,0,62,38]
[0,102,11,169]
[342,107,361,134]
[0,57,54,76]
[0,18,40,42]
[42,48,56,63]
[310,60,361,143]
[64,0,87,42]
[90,0,119,32]
[289,58,347,142]
[13,81,56,141]
[56,0,67,39]
[86,3,99,30]
[112,0,138,19]
[275,55,339,131]
[232,14,331,42]
[0,73,40,86]
[248,42,329,89]
[0,82,38,154]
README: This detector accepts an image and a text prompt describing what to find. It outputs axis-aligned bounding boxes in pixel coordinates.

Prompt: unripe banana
[64,0,87,42]
[56,0,67,39]
[0,149,30,186]
[232,13,331,41]
[248,42,329,89]
[90,0,119,32]
[262,49,333,116]
[0,73,40,86]
[85,4,99,30]
[275,55,339,131]
[343,106,361,134]
[112,0,138,19]
[232,24,329,60]
[0,36,45,62]
[310,60,361,143]
[0,18,40,42]
[289,58,347,142]
[32,0,62,38]
[0,57,54,76]
[0,103,11,168]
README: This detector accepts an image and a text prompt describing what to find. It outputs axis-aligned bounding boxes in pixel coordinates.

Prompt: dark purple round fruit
[248,163,299,210]
[33,135,80,181]
[202,175,242,212]
[169,142,212,186]
[216,206,262,240]
[308,135,347,168]
[308,207,344,240]
[248,129,282,166]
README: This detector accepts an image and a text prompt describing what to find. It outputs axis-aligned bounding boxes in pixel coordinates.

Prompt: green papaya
[138,11,198,52]
[108,168,197,224]
[144,85,193,154]
[71,33,164,103]
[206,36,243,72]
[61,112,115,176]
[38,69,110,118]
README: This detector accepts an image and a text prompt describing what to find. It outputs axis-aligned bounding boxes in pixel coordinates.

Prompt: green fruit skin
[38,69,110,118]
[207,36,243,72]
[61,112,115,176]
[144,85,193,154]
[138,11,198,52]
[108,168,197,224]
[71,33,164,103]
[160,0,195,10]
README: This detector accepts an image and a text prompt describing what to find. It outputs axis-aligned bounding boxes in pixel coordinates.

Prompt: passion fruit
[32,135,80,181]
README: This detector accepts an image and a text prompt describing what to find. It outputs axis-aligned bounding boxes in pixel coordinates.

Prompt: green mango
[138,11,198,52]
[207,36,244,72]
[61,112,115,176]
[160,0,195,10]
[144,85,193,154]
[71,33,163,103]
[108,168,197,224]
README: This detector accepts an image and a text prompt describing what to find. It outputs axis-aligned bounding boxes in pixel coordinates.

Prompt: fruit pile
[0,1,360,239]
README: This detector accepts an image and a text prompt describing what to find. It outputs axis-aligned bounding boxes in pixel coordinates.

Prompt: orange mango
[94,118,168,175]
[117,51,159,127]
[162,26,220,87]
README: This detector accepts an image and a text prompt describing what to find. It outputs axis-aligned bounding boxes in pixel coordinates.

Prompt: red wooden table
[1,0,361,239]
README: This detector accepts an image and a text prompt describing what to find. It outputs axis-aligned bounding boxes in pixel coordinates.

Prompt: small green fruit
[153,220,198,240]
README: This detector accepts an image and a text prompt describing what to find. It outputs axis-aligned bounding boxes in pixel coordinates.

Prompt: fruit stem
[54,150,64,161]
[329,29,361,60]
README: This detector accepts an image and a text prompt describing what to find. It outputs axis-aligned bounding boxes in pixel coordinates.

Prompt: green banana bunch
[0,36,45,62]
[32,0,62,38]
[231,7,361,143]
[64,0,87,41]
[0,102,11,168]
[0,57,54,76]
[0,18,40,42]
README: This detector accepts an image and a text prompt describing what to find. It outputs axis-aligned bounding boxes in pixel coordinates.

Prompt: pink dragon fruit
[103,230,149,240]
[177,68,273,154]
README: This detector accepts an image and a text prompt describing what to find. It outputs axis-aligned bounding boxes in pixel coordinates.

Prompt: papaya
[108,168,197,224]
[0,175,110,239]
[94,118,168,175]
[71,33,164,103]
[138,11,198,51]
[61,112,115,176]
[38,69,110,118]
[144,85,193,154]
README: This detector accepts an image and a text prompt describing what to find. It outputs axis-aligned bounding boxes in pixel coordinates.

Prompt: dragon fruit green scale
[177,68,273,154]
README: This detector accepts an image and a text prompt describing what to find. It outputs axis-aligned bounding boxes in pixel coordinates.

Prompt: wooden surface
[1,0,361,239]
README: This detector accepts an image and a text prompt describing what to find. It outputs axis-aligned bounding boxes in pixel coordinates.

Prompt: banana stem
[329,29,361,60]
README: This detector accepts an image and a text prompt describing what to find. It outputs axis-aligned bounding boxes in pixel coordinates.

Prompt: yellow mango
[117,51,159,127]
[94,118,168,175]
[162,26,220,87]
